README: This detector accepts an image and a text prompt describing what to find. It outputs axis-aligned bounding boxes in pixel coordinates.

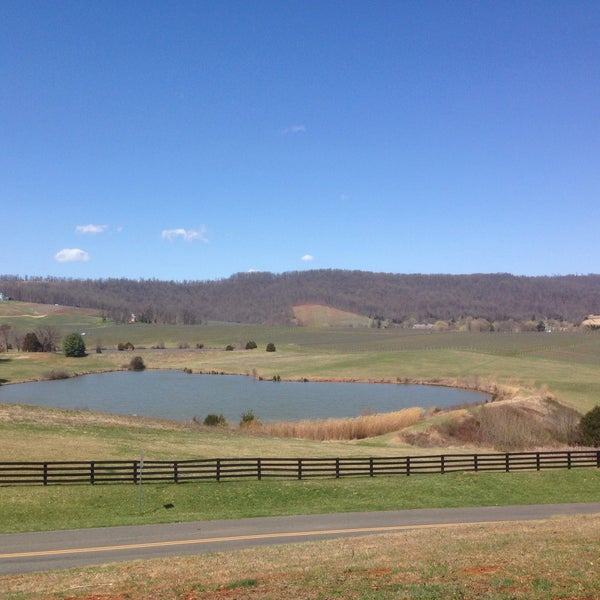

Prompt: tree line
[1,270,600,326]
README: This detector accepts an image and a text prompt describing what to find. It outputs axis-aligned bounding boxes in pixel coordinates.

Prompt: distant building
[412,323,435,330]
[582,315,600,329]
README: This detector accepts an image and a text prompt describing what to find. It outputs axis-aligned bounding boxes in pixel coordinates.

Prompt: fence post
[567,451,571,470]
[133,461,138,484]
[406,456,411,476]
[369,457,374,477]
[536,452,541,471]
[297,459,303,480]
[597,450,600,469]
[473,454,478,472]
[90,461,95,485]
[440,455,445,475]
[505,453,510,473]
[335,458,340,479]
[216,459,221,482]
[174,462,179,483]
[257,458,262,481]
[43,463,48,486]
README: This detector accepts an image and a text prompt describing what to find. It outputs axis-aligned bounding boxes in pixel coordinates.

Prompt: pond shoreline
[0,369,492,424]
[3,364,504,402]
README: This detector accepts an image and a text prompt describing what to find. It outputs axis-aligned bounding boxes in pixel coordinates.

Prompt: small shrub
[42,369,70,381]
[95,345,102,354]
[225,344,235,351]
[196,342,204,349]
[128,356,146,371]
[240,409,260,428]
[118,342,135,351]
[23,332,42,352]
[245,340,258,350]
[266,342,276,352]
[178,341,190,349]
[203,414,228,427]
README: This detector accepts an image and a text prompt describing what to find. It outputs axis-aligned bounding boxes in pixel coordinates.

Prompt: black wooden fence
[0,450,598,486]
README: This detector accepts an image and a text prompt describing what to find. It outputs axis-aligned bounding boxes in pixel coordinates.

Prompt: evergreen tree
[63,333,87,357]
[578,406,600,447]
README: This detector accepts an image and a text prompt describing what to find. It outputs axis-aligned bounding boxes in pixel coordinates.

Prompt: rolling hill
[1,270,600,326]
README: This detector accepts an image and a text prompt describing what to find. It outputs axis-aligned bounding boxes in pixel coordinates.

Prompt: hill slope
[1,270,600,325]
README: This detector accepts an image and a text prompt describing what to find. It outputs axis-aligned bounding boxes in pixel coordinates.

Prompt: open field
[3,513,600,599]
[0,469,598,533]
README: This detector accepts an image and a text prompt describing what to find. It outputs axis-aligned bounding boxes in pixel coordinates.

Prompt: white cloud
[281,124,306,135]
[161,227,208,242]
[75,224,108,235]
[301,254,314,262]
[54,248,90,263]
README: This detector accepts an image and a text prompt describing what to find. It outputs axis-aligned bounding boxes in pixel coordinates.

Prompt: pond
[0,371,488,423]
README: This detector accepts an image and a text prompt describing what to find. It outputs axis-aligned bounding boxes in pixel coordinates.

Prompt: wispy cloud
[54,248,90,263]
[161,227,208,243]
[301,254,314,262]
[75,224,108,235]
[281,124,306,135]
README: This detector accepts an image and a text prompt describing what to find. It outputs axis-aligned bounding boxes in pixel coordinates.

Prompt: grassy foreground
[0,469,598,534]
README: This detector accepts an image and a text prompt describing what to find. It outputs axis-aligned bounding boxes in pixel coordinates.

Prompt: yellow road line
[0,520,509,560]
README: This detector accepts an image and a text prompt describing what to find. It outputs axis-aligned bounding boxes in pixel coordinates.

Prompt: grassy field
[0,469,598,534]
[1,302,600,598]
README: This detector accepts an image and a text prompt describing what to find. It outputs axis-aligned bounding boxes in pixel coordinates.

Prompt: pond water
[0,371,487,423]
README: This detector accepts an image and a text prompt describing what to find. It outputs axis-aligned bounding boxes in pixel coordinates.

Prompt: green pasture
[0,469,598,533]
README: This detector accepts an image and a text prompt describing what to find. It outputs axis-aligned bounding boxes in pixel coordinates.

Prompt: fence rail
[0,450,598,486]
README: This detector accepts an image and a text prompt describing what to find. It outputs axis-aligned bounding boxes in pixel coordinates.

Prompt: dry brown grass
[401,395,583,451]
[291,304,372,327]
[3,514,599,599]
[259,407,424,440]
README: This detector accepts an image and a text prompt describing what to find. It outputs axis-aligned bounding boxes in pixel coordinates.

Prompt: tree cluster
[2,271,600,326]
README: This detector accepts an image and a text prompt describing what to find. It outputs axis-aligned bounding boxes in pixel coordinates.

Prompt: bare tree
[13,331,24,352]
[0,323,11,352]
[36,325,61,352]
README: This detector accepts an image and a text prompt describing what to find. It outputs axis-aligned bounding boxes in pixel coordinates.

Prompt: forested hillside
[1,271,599,326]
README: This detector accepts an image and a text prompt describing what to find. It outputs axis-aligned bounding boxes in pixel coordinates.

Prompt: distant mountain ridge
[1,270,599,326]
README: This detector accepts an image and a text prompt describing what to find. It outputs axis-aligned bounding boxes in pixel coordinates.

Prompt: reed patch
[259,407,424,440]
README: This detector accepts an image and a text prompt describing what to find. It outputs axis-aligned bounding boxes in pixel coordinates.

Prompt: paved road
[1,503,599,575]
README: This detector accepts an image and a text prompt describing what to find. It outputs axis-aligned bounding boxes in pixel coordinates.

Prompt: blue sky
[2,1,599,281]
